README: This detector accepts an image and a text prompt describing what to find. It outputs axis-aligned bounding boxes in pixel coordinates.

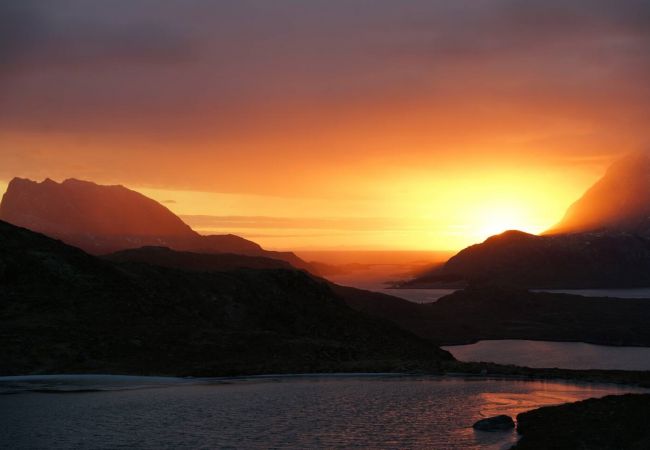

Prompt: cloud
[0,1,195,74]
[0,0,648,196]
[180,215,428,231]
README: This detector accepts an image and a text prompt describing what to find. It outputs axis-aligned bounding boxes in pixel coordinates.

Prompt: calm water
[323,265,457,304]
[535,288,650,298]
[0,374,644,449]
[445,340,650,371]
[378,287,457,303]
[328,275,456,304]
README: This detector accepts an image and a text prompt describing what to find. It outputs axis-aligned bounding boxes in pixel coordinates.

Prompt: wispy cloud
[0,0,648,251]
[181,215,431,232]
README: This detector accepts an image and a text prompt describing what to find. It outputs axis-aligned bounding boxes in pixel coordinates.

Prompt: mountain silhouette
[105,246,294,271]
[404,230,650,288]
[0,219,452,376]
[548,152,650,236]
[405,153,650,289]
[0,178,310,270]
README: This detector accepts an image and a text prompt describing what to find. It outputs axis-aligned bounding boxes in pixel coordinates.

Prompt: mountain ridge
[405,153,650,289]
[548,151,650,236]
[403,229,650,289]
[96,242,650,349]
[0,219,452,376]
[0,177,311,271]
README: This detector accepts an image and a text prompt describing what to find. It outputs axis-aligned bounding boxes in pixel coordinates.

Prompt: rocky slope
[0,220,452,376]
[0,178,310,270]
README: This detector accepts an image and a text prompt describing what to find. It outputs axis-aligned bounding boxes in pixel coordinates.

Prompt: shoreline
[3,362,650,389]
[440,336,650,348]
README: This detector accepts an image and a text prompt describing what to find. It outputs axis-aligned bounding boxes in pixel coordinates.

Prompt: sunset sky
[1,1,649,250]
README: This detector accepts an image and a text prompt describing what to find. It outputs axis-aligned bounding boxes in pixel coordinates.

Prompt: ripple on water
[0,375,645,449]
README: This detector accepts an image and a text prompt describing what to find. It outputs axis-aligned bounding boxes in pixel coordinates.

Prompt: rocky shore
[512,393,650,449]
[439,361,650,388]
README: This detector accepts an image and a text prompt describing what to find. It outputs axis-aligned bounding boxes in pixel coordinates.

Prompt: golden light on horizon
[0,1,646,254]
[128,163,597,252]
[0,149,602,252]
[473,202,536,241]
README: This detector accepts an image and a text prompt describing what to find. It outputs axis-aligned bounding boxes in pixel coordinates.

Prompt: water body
[536,288,650,299]
[445,340,650,371]
[322,262,457,304]
[0,375,644,450]
[376,287,457,303]
[328,274,456,304]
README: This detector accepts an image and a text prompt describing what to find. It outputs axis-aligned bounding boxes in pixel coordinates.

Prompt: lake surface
[0,374,644,450]
[359,287,650,304]
[536,288,650,298]
[375,287,457,303]
[328,274,456,303]
[444,340,650,371]
[322,263,457,304]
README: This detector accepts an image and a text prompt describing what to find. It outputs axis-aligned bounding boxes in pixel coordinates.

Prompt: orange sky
[1,1,648,250]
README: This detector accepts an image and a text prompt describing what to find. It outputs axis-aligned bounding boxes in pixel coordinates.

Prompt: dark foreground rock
[513,393,650,449]
[0,220,452,376]
[472,415,514,432]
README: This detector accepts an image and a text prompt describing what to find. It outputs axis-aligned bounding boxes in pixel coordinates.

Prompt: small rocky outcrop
[472,415,515,431]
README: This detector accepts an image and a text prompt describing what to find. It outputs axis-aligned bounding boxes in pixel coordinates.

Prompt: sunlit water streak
[0,374,645,449]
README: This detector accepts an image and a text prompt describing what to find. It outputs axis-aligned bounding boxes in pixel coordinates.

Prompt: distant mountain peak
[484,229,536,243]
[0,177,195,243]
[0,177,312,270]
[403,152,650,289]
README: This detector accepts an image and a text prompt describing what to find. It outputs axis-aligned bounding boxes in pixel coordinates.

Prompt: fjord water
[364,285,457,303]
[0,375,645,450]
[536,288,650,298]
[325,267,456,303]
[444,340,650,371]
